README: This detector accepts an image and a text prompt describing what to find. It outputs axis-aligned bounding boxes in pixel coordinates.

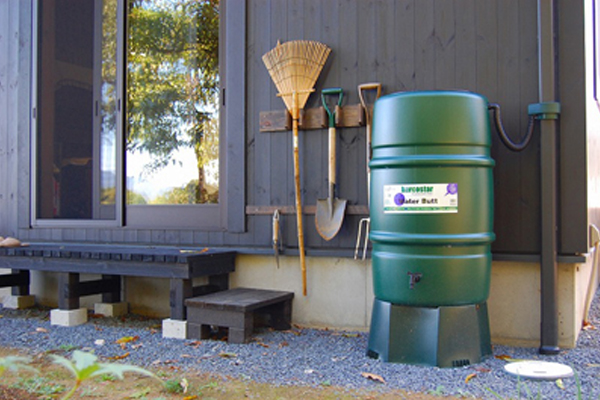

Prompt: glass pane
[36,0,118,220]
[98,0,119,218]
[126,0,220,206]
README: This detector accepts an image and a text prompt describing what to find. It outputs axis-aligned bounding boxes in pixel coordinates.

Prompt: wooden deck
[0,243,236,320]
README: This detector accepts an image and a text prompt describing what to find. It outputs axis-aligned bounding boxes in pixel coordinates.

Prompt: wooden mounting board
[259,104,365,132]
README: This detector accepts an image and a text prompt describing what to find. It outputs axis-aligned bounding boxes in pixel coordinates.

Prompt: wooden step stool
[185,287,294,343]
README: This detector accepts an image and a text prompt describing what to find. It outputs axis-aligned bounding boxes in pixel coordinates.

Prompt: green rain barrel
[369,91,495,307]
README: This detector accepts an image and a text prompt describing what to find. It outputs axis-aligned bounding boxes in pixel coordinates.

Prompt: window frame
[30,0,246,233]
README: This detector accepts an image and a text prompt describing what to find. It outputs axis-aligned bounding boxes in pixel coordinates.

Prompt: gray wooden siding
[246,0,544,254]
[559,0,589,255]
[0,0,592,257]
[0,0,31,239]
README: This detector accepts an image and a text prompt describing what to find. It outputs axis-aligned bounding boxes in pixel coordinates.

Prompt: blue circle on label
[446,183,458,195]
[394,193,405,206]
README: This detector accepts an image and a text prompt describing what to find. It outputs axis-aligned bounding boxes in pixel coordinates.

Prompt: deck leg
[58,272,80,310]
[100,275,121,303]
[208,273,229,291]
[11,270,30,296]
[270,299,293,330]
[169,278,193,320]
[229,312,254,344]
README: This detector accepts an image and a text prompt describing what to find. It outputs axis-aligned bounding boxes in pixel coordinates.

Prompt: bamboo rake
[263,40,331,296]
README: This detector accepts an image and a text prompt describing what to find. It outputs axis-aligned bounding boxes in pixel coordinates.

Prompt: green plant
[97,373,117,382]
[427,385,446,396]
[58,344,79,352]
[10,376,66,398]
[163,379,184,394]
[0,355,37,376]
[50,350,160,400]
[78,385,103,398]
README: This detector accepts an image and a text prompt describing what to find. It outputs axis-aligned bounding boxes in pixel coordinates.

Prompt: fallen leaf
[475,366,491,373]
[183,396,198,400]
[465,373,477,384]
[186,341,202,348]
[181,378,189,393]
[494,354,527,362]
[361,372,385,384]
[219,352,237,358]
[180,354,193,358]
[556,378,565,389]
[257,342,270,348]
[586,363,600,367]
[342,333,360,338]
[116,335,139,344]
[180,247,209,254]
[583,321,596,331]
[107,352,130,360]
[279,341,289,348]
[36,327,48,333]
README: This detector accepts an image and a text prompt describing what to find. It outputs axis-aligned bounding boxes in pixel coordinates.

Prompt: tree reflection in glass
[126,0,219,205]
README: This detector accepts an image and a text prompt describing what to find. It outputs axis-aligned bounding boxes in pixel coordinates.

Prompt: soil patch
[0,347,473,400]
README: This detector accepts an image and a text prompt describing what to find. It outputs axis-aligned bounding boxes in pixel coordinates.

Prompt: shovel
[316,88,347,241]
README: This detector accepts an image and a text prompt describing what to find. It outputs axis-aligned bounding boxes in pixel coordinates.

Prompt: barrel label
[383,183,458,213]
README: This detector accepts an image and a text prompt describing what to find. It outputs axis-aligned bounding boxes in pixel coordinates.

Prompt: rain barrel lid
[504,360,574,380]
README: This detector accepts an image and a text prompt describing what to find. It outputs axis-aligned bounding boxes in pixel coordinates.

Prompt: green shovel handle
[321,88,344,127]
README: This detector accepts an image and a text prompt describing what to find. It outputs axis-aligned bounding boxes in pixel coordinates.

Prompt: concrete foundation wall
[5,254,598,348]
[488,258,597,348]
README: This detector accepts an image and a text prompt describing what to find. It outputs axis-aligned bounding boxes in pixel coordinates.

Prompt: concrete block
[2,295,35,309]
[50,308,88,327]
[162,318,187,339]
[94,302,128,317]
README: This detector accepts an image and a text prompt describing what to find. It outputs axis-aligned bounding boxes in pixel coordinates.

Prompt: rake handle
[292,92,307,296]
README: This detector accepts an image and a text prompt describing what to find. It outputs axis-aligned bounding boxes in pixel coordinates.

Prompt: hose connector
[528,102,561,120]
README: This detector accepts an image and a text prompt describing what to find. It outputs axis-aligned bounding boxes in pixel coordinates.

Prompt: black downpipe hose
[488,103,536,152]
[489,99,561,355]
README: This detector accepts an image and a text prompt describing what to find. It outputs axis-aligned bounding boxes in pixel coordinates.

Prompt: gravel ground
[1,292,600,400]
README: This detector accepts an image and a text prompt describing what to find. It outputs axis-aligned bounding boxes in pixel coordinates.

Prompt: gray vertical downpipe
[538,0,560,355]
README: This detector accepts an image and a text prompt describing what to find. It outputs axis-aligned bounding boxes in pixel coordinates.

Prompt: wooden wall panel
[434,0,455,89]
[454,0,476,90]
[517,0,542,253]
[0,1,8,238]
[494,0,531,253]
[9,0,589,257]
[246,0,541,254]
[0,0,26,239]
[558,0,589,254]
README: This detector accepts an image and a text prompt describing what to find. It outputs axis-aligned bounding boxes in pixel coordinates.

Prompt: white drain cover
[504,360,574,380]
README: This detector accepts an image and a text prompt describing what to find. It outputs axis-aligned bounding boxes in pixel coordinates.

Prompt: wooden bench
[0,243,236,321]
[185,287,294,343]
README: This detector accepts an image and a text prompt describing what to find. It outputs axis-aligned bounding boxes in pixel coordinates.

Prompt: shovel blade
[315,197,347,241]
